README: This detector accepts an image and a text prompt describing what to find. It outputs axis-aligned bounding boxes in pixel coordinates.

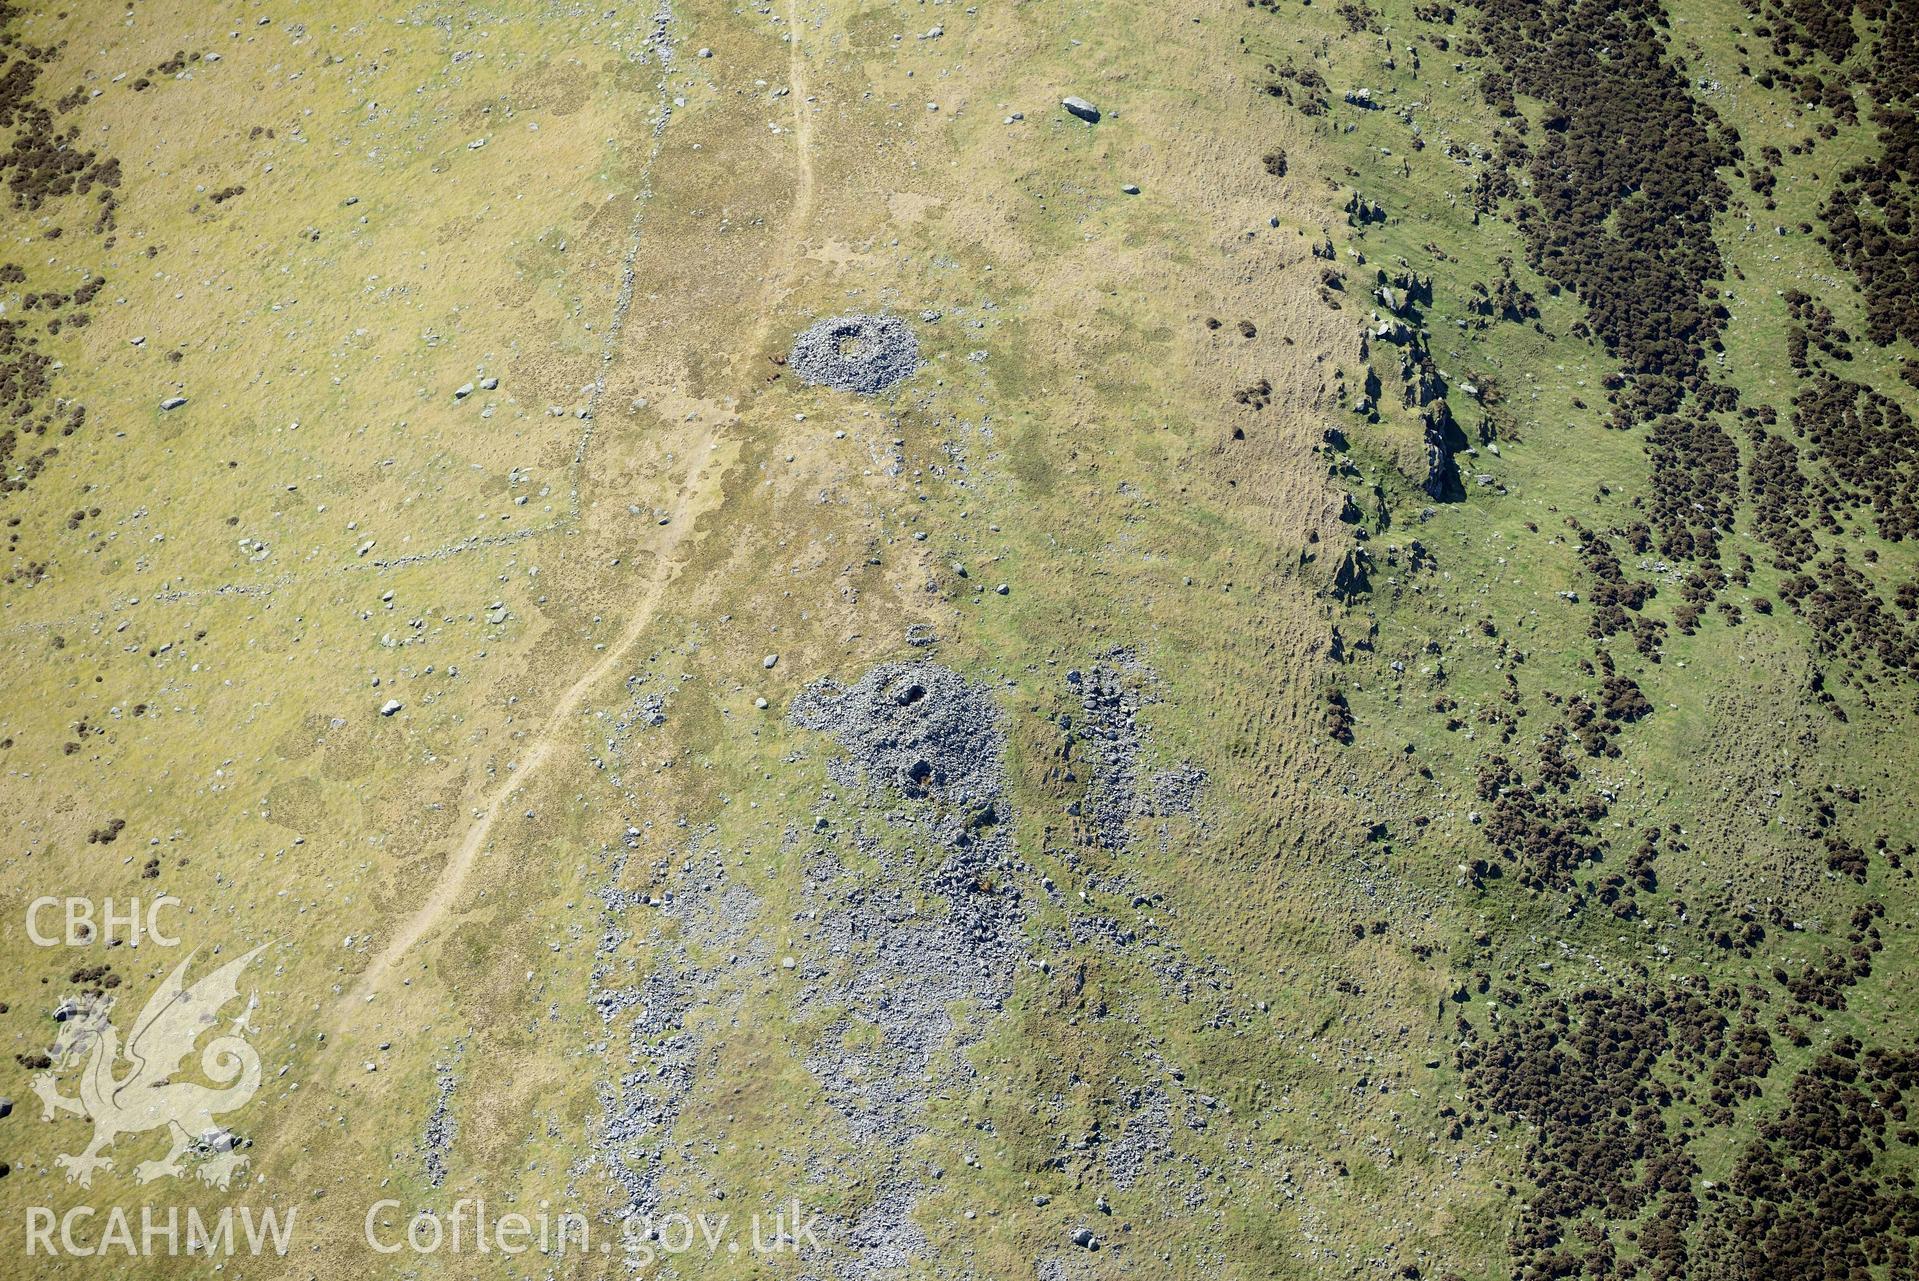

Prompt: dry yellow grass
[0,2,1515,1278]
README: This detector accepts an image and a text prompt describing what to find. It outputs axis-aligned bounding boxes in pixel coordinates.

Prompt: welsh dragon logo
[32,945,267,1189]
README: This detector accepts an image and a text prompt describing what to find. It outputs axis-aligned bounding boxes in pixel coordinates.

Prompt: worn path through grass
[344,0,821,1016]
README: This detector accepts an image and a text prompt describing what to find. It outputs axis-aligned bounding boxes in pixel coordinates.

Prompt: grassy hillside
[0,1,1912,1278]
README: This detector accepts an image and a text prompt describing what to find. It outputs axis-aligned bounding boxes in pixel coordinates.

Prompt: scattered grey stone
[1105,1083,1178,1192]
[379,699,403,716]
[790,662,1004,815]
[786,660,1034,1278]
[454,382,475,400]
[1067,652,1207,851]
[789,313,919,394]
[590,848,764,1224]
[1149,763,1208,816]
[1062,96,1101,122]
[422,1047,462,1188]
[158,396,187,411]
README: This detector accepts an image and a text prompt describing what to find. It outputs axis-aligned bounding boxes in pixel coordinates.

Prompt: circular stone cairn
[788,313,918,394]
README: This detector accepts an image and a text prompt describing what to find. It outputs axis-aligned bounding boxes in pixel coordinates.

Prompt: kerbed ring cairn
[788,313,919,394]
